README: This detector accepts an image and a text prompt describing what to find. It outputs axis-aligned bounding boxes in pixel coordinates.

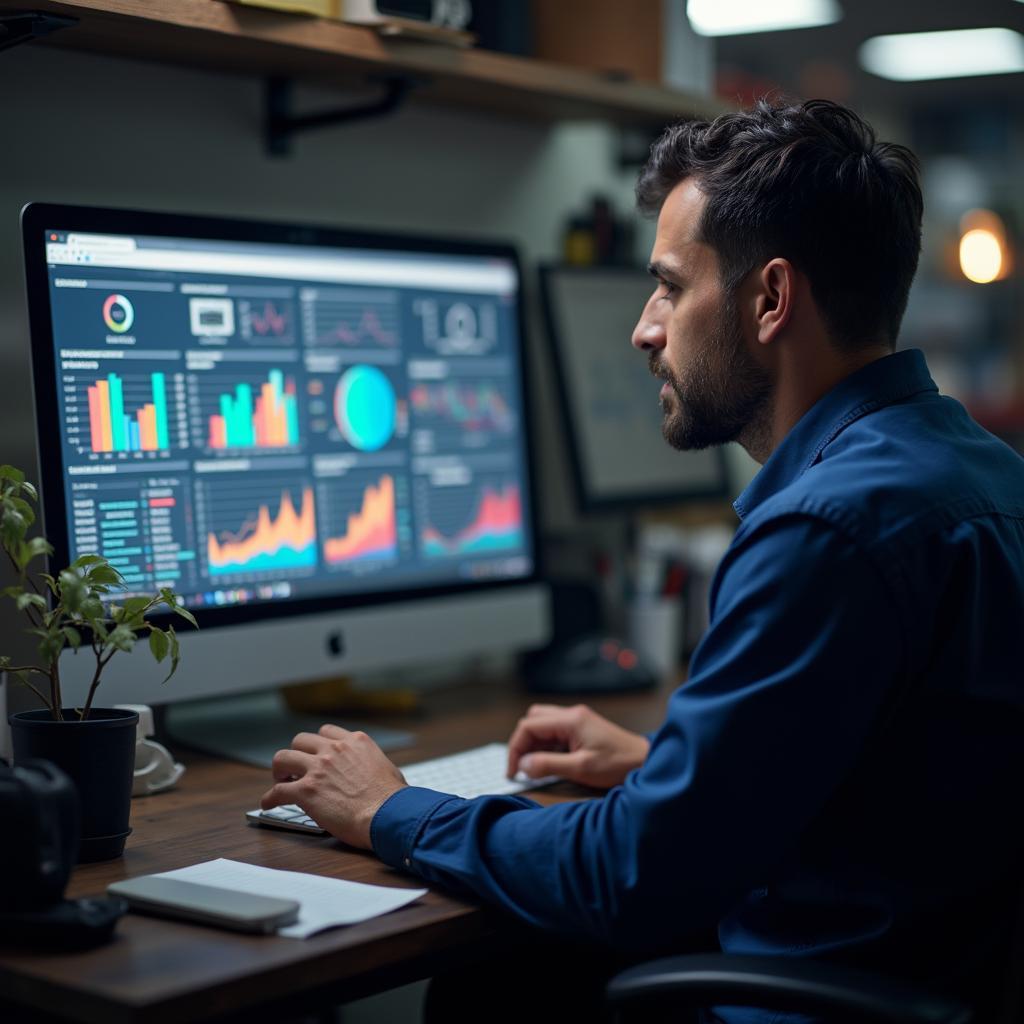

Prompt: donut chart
[103,293,134,334]
[333,365,396,452]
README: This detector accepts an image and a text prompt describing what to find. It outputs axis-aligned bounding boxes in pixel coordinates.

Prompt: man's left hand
[260,724,407,849]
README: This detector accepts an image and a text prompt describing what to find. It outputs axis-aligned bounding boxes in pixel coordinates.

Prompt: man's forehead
[658,179,705,237]
[652,179,712,273]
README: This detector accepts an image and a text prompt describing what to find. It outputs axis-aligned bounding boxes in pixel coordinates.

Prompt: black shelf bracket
[265,75,416,157]
[0,11,78,54]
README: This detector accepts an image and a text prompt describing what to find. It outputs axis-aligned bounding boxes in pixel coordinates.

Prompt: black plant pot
[9,707,138,863]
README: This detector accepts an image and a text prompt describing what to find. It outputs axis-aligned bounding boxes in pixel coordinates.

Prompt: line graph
[409,380,515,434]
[307,295,399,349]
[238,299,296,345]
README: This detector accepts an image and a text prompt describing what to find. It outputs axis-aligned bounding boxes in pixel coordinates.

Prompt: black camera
[0,757,124,949]
[0,758,78,913]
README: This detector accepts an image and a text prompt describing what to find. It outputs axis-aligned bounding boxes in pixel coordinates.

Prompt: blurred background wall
[2,0,1023,676]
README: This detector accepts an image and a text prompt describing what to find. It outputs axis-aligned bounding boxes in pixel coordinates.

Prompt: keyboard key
[261,807,304,821]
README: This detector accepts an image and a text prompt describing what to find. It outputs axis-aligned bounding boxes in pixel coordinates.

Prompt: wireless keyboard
[246,742,560,835]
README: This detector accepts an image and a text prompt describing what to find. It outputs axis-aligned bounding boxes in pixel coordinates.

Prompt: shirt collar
[733,349,938,521]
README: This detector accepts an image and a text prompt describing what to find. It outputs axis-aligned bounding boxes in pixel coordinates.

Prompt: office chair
[606,876,1024,1023]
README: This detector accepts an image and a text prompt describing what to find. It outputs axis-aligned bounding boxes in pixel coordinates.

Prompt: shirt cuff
[371,785,460,871]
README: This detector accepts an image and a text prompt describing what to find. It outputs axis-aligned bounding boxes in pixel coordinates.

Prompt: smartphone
[107,876,300,933]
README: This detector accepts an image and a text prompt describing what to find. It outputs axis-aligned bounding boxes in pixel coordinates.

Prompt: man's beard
[650,296,773,452]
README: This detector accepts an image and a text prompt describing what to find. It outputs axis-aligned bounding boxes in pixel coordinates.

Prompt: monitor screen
[540,265,729,511]
[22,204,548,721]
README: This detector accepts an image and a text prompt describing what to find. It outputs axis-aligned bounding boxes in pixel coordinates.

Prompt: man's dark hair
[636,98,923,352]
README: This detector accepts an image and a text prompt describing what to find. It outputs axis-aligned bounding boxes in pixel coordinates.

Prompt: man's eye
[657,281,679,298]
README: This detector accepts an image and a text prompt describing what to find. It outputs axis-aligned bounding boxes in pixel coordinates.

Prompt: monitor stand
[163,689,414,768]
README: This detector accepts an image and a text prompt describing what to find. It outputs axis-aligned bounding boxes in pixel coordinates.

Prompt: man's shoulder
[748,394,1024,547]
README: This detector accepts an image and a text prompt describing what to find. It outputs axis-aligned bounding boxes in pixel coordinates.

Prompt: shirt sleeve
[371,514,906,951]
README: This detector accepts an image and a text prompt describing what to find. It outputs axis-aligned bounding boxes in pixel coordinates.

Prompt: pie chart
[334,365,395,451]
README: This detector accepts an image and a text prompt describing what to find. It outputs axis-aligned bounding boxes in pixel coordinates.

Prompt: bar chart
[205,369,301,450]
[84,371,171,453]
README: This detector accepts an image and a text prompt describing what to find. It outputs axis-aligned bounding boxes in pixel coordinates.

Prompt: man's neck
[740,344,892,465]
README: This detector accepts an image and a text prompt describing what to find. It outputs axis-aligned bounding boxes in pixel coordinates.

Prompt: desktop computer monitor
[21,203,549,756]
[539,265,729,512]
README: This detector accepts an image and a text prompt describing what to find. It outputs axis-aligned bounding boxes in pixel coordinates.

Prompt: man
[263,100,1024,1022]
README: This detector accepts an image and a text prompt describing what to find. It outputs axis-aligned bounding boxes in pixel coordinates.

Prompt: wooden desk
[0,680,670,1024]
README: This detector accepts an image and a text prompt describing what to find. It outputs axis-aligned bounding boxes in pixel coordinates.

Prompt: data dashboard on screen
[30,213,536,618]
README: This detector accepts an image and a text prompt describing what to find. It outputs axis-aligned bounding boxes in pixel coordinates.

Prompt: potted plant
[0,465,196,861]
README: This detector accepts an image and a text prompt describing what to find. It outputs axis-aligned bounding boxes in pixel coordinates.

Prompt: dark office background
[2,2,1022,1018]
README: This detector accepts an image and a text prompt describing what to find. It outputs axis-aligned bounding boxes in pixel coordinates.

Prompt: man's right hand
[506,703,651,790]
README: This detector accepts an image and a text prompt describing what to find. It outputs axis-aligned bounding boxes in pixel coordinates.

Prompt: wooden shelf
[2,0,728,127]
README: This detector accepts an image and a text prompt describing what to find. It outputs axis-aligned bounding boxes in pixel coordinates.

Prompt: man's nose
[631,300,666,352]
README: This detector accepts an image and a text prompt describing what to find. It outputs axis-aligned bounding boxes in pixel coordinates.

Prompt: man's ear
[754,259,796,345]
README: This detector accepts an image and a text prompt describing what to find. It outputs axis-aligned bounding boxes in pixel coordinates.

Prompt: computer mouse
[525,633,659,694]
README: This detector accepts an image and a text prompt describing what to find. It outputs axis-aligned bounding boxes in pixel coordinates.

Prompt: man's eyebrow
[647,260,684,281]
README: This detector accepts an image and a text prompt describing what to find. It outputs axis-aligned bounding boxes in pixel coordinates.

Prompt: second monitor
[540,264,729,513]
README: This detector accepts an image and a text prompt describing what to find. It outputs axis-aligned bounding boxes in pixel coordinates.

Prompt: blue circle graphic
[334,365,396,452]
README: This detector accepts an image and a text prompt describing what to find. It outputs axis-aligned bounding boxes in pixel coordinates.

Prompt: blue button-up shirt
[373,350,1024,1021]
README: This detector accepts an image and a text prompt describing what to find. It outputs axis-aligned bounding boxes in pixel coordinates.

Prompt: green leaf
[62,626,82,649]
[2,585,25,599]
[58,570,86,614]
[71,554,105,568]
[39,573,58,595]
[162,625,180,684]
[149,627,169,663]
[16,592,47,613]
[13,541,31,571]
[122,596,151,617]
[174,604,198,629]
[0,655,9,669]
[158,588,198,628]
[106,625,136,653]
[0,465,25,483]
[2,508,27,547]
[37,630,65,665]
[20,480,37,501]
[10,498,36,526]
[80,596,106,623]
[88,564,124,587]
[25,536,52,560]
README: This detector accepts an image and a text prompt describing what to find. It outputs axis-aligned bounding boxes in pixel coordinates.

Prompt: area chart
[207,486,316,574]
[421,483,523,557]
[322,475,397,565]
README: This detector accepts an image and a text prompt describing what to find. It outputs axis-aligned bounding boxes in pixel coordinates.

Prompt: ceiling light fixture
[686,0,841,37]
[860,27,1024,82]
